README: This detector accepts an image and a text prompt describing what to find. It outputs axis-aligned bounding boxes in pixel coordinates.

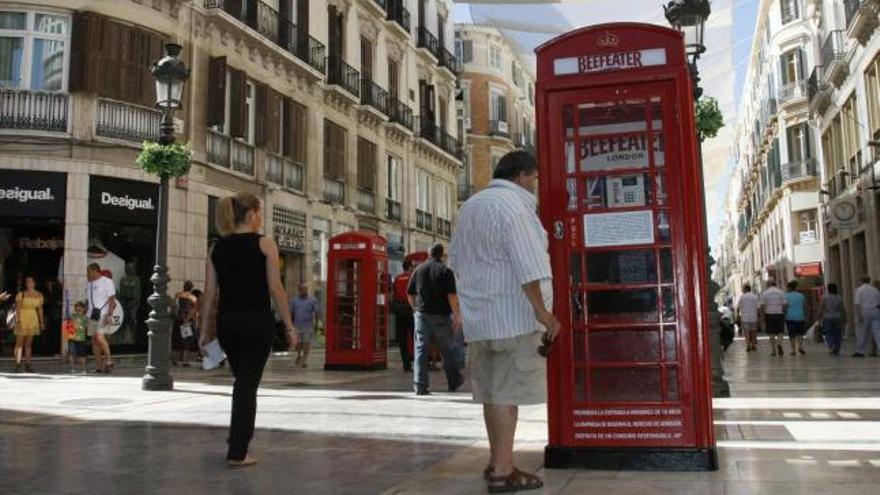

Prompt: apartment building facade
[0,0,462,355]
[454,24,535,201]
[721,0,825,305]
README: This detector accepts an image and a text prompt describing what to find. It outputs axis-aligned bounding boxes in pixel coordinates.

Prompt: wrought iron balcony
[440,48,461,74]
[324,176,345,204]
[781,158,818,183]
[821,30,849,87]
[388,98,414,130]
[777,80,807,106]
[417,117,462,159]
[416,209,433,232]
[231,139,255,175]
[436,217,452,238]
[206,129,254,175]
[0,89,68,133]
[204,0,325,74]
[458,182,474,202]
[417,27,441,59]
[95,98,161,143]
[385,0,411,34]
[327,56,360,98]
[360,79,390,116]
[266,153,304,191]
[385,198,402,221]
[762,97,778,127]
[808,66,833,115]
[206,129,231,168]
[844,0,878,45]
[489,120,510,137]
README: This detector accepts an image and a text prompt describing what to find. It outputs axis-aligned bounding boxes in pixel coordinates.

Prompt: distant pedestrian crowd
[727,276,880,358]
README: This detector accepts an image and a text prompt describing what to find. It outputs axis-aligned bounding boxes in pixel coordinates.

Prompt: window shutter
[803,123,812,159]
[499,96,507,122]
[255,83,269,147]
[324,121,346,179]
[207,56,227,127]
[427,84,436,115]
[797,48,806,81]
[97,20,121,100]
[463,40,473,63]
[70,12,103,93]
[779,55,787,85]
[357,138,376,191]
[294,101,306,162]
[229,67,247,138]
[266,89,282,153]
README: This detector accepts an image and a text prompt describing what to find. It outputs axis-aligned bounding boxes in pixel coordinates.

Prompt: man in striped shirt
[450,150,560,493]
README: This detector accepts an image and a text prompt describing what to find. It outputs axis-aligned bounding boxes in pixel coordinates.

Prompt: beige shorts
[468,331,547,406]
[740,321,758,332]
[86,319,111,337]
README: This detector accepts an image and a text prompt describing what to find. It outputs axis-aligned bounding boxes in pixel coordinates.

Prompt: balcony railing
[324,176,345,204]
[417,117,462,159]
[458,183,474,202]
[385,0,411,33]
[821,30,847,69]
[206,129,231,168]
[360,79,390,115]
[417,27,441,59]
[416,209,433,232]
[489,120,510,137]
[778,80,807,105]
[844,0,878,43]
[436,217,452,238]
[327,56,360,98]
[762,97,778,125]
[388,98,414,130]
[231,139,255,175]
[781,158,818,182]
[385,198,401,221]
[358,188,376,212]
[204,0,325,74]
[95,98,161,143]
[440,48,461,74]
[266,153,304,191]
[0,89,68,132]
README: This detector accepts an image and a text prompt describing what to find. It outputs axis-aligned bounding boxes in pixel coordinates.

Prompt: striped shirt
[449,179,553,342]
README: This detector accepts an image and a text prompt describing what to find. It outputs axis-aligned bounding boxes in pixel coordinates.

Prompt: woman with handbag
[14,276,44,373]
[199,192,297,468]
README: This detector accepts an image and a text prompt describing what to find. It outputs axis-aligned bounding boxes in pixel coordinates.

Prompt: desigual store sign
[0,170,67,218]
[89,176,159,225]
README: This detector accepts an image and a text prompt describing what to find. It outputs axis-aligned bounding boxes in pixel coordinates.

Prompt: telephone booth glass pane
[333,259,360,351]
[375,260,388,351]
[561,84,680,412]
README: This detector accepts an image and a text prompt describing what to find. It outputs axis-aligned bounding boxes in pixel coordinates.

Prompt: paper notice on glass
[584,210,655,247]
[202,339,226,371]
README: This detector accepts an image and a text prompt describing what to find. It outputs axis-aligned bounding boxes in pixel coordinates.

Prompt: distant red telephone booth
[536,24,717,470]
[325,232,389,371]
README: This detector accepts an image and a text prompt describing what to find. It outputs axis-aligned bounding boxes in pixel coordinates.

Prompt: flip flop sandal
[227,457,258,469]
[487,468,543,494]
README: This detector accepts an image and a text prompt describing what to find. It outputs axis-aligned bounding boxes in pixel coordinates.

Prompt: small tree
[696,96,724,142]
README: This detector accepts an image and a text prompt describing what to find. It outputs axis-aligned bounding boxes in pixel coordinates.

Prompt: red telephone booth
[405,251,428,267]
[536,24,716,470]
[325,232,389,370]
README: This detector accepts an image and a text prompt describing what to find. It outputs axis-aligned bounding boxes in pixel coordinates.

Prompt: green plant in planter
[695,96,724,142]
[136,141,193,179]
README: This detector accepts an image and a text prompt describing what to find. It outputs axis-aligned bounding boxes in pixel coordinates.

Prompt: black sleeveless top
[211,233,270,313]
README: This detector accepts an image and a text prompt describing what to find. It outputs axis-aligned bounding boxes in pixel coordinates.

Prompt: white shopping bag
[202,339,226,370]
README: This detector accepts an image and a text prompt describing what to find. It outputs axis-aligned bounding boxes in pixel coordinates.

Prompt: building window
[323,120,347,203]
[0,10,70,91]
[387,154,401,201]
[490,90,507,122]
[436,181,450,220]
[416,169,431,213]
[780,48,804,85]
[795,210,818,245]
[841,94,861,176]
[388,58,399,99]
[455,38,473,63]
[785,123,812,163]
[780,0,799,24]
[357,137,377,212]
[489,44,502,71]
[461,83,471,129]
[865,55,880,140]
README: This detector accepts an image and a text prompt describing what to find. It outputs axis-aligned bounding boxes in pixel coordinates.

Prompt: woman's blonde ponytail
[215,192,261,236]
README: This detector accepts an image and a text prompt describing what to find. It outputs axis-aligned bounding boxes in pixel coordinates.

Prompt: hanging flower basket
[136,141,193,179]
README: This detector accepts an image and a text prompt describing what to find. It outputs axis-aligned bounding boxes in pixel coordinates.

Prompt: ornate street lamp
[664,1,730,398]
[664,0,711,98]
[143,43,189,391]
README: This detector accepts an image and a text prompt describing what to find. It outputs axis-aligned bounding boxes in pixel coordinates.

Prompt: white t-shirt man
[86,275,116,318]
[737,292,760,323]
[760,286,786,315]
[854,282,880,316]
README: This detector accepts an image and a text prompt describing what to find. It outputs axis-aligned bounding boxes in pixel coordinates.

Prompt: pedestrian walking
[736,284,760,352]
[449,150,559,493]
[289,283,321,368]
[198,192,297,468]
[391,260,415,372]
[85,264,116,374]
[66,301,89,373]
[760,279,787,357]
[173,281,198,366]
[784,281,807,356]
[817,283,846,356]
[407,243,464,395]
[852,276,880,358]
[13,275,44,373]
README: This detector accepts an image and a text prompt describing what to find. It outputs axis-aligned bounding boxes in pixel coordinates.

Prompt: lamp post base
[142,372,174,391]
[142,175,174,391]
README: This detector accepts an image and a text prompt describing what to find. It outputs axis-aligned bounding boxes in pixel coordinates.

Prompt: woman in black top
[199,192,297,468]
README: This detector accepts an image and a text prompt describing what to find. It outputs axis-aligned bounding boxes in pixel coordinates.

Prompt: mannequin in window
[117,261,141,341]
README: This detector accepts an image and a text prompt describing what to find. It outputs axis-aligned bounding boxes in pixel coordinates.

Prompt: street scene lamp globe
[151,43,189,111]
[663,0,711,64]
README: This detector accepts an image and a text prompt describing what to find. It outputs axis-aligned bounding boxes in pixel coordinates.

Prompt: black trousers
[217,310,274,461]
[395,310,414,370]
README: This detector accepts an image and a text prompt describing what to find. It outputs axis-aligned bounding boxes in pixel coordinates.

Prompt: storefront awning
[795,263,823,278]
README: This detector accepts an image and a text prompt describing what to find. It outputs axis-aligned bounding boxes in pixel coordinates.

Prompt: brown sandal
[483,465,494,480]
[227,456,258,469]
[488,468,543,493]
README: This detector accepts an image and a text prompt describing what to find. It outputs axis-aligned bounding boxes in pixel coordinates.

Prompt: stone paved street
[2,337,880,494]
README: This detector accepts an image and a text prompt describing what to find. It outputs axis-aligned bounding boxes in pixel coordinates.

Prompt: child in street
[67,302,89,373]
